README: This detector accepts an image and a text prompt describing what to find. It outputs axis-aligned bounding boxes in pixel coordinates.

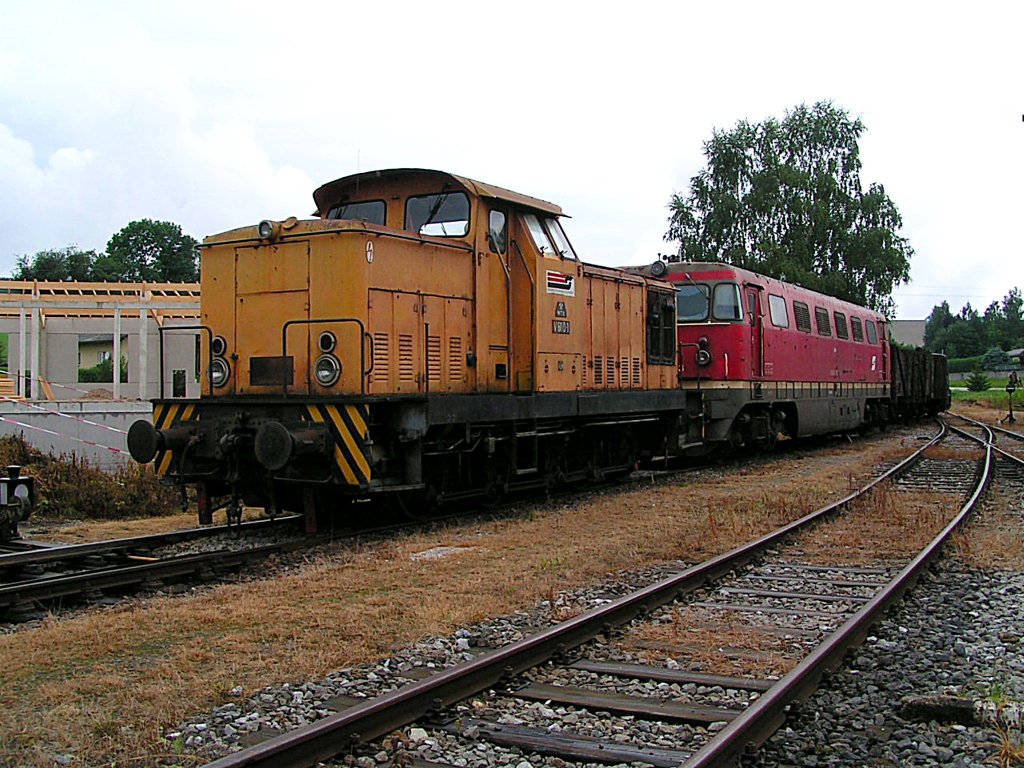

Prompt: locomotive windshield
[327,200,386,225]
[406,192,470,236]
[677,284,710,322]
[676,282,743,323]
[525,214,578,259]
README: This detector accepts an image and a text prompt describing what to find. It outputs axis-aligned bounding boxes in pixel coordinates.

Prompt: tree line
[923,290,1024,359]
[11,219,199,283]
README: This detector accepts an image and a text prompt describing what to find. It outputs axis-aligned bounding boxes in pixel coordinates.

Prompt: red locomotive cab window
[677,284,710,322]
[866,320,878,345]
[712,284,742,321]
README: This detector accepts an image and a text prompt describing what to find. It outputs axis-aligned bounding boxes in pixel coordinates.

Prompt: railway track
[195,419,994,768]
[0,515,305,619]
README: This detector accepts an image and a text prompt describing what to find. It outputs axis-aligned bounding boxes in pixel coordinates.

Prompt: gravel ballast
[171,556,1024,768]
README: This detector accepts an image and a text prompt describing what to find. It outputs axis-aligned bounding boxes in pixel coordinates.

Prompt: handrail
[281,317,368,395]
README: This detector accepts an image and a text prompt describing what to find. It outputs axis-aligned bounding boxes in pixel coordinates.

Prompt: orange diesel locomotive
[128,169,702,527]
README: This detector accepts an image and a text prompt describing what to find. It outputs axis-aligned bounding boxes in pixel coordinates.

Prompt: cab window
[488,210,507,254]
[647,291,676,365]
[546,218,578,260]
[327,200,386,225]
[712,283,743,321]
[405,192,470,237]
[676,284,709,322]
[524,214,557,255]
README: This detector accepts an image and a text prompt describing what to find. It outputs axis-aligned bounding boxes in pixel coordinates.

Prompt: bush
[0,434,180,519]
[79,356,128,384]
[965,369,991,392]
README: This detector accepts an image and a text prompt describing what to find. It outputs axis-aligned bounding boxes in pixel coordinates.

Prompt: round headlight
[257,220,276,240]
[211,335,227,357]
[318,331,337,354]
[696,349,712,367]
[314,355,341,387]
[210,357,230,388]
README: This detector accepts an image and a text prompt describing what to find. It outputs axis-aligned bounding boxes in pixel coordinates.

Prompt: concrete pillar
[139,308,148,401]
[113,307,122,399]
[30,308,40,400]
[17,309,26,397]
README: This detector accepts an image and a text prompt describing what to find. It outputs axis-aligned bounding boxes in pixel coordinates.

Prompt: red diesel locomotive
[637,260,947,450]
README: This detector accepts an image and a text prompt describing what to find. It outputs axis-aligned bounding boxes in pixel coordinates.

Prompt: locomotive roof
[312,168,565,218]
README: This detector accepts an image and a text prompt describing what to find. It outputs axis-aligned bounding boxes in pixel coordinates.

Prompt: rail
[202,423,950,768]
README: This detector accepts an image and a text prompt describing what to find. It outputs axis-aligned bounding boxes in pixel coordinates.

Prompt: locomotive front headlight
[211,335,227,357]
[696,348,713,367]
[210,357,230,388]
[318,331,337,354]
[257,219,281,241]
[314,354,341,387]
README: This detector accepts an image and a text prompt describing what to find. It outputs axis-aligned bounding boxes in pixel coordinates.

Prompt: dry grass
[954,486,1024,570]
[625,607,800,678]
[0,431,939,767]
[792,485,957,565]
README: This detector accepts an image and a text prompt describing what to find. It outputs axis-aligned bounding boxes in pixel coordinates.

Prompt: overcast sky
[1,1,1020,319]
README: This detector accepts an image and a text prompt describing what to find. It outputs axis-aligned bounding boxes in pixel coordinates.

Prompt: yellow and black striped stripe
[305,403,371,487]
[153,401,197,477]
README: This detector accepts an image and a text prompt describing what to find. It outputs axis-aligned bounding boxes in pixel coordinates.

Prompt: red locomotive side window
[866,320,879,344]
[793,301,812,333]
[834,312,849,340]
[814,307,832,336]
[768,294,789,328]
[851,317,864,342]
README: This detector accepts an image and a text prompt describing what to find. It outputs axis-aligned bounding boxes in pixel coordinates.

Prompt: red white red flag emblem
[546,270,575,297]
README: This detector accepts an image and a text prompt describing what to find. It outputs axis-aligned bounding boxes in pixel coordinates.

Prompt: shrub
[965,369,991,392]
[78,356,128,384]
[0,434,180,519]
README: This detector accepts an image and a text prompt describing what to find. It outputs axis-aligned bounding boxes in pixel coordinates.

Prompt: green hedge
[948,356,983,374]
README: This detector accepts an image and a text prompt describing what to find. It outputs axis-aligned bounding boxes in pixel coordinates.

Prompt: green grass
[951,389,1019,409]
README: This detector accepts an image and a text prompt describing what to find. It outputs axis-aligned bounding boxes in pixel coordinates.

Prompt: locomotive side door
[745,285,764,379]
